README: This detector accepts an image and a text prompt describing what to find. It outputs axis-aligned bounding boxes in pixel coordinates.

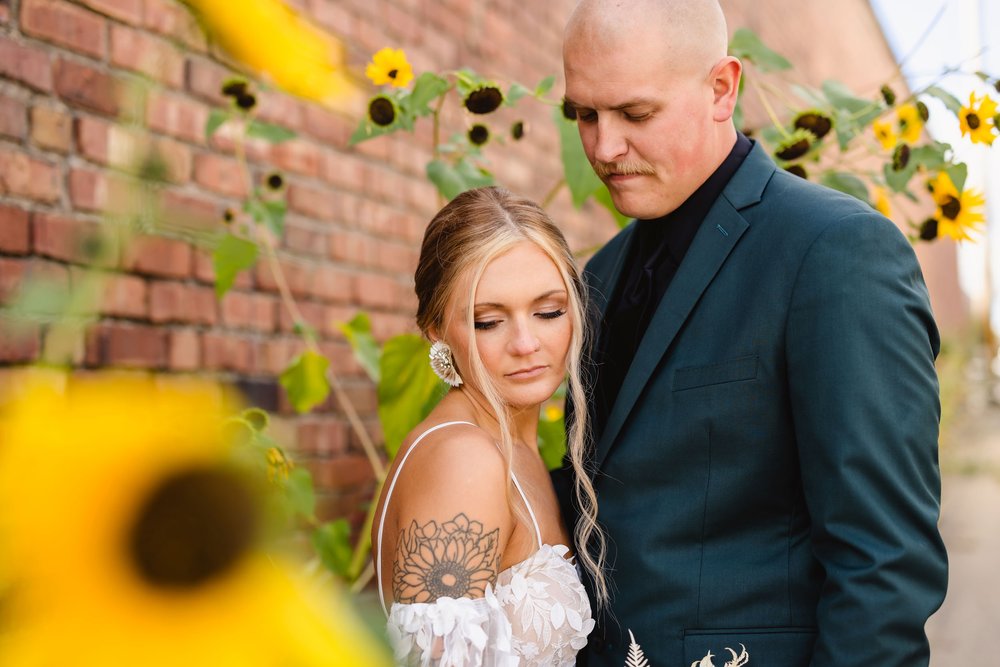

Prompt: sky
[870,0,1000,337]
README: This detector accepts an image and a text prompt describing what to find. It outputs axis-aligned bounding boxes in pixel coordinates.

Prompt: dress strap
[509,469,543,549]
[375,421,475,616]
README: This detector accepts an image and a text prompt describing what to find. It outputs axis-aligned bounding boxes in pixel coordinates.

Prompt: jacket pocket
[683,627,816,666]
[672,355,758,392]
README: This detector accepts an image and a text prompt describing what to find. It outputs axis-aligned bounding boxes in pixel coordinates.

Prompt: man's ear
[711,56,742,122]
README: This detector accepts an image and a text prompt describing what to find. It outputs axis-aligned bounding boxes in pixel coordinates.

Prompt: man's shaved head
[564,0,729,78]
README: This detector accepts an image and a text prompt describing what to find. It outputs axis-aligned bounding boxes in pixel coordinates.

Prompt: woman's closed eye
[537,309,566,320]
[474,309,565,330]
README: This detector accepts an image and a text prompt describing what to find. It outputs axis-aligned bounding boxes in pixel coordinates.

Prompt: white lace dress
[375,422,595,666]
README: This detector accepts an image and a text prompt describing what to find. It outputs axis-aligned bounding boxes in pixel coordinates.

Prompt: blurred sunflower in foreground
[184,0,359,107]
[0,375,390,667]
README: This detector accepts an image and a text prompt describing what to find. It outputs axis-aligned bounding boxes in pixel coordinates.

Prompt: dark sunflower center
[967,113,981,130]
[369,97,396,126]
[388,69,399,79]
[940,195,961,220]
[129,467,257,588]
[425,561,471,599]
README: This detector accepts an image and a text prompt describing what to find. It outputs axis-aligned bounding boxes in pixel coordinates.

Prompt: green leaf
[337,312,381,383]
[506,82,532,106]
[279,350,331,413]
[819,170,870,203]
[2,278,73,326]
[729,28,791,72]
[534,75,555,97]
[791,84,828,108]
[378,335,447,457]
[455,157,494,188]
[945,162,967,193]
[454,68,487,98]
[426,159,468,201]
[285,466,316,520]
[205,108,228,141]
[883,159,917,194]
[910,141,950,172]
[349,118,397,145]
[554,106,602,207]
[592,184,630,228]
[822,80,875,115]
[212,233,258,298]
[246,120,296,143]
[732,100,744,134]
[261,198,287,237]
[923,86,963,115]
[406,72,450,116]
[312,519,353,577]
[537,411,567,470]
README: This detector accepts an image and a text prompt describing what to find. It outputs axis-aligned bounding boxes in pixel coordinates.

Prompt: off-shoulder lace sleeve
[386,587,518,667]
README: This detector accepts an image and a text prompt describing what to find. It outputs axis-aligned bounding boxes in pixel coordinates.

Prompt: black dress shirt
[593,133,753,434]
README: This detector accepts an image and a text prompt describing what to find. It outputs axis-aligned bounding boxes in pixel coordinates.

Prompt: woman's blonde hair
[414,186,608,608]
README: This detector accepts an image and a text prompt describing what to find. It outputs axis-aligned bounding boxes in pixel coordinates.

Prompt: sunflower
[896,103,923,143]
[958,92,998,145]
[0,374,391,667]
[927,171,985,242]
[873,118,897,150]
[873,187,892,218]
[183,0,357,106]
[365,47,414,88]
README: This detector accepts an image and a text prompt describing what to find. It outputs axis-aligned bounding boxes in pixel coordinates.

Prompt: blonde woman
[371,187,607,666]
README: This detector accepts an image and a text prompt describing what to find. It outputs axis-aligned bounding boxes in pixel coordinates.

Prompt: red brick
[307,455,374,489]
[21,0,106,59]
[76,115,111,163]
[287,183,334,221]
[186,57,230,105]
[54,58,120,117]
[146,91,208,144]
[159,189,218,228]
[0,95,27,139]
[201,331,254,373]
[0,205,31,254]
[253,336,301,375]
[68,168,106,212]
[98,272,147,318]
[328,230,376,265]
[30,105,72,152]
[168,327,200,370]
[303,105,352,146]
[0,1,9,23]
[33,213,118,267]
[253,256,313,299]
[269,139,321,177]
[276,299,327,335]
[256,92,304,132]
[0,147,60,203]
[149,280,216,324]
[295,418,349,457]
[0,320,40,363]
[86,321,168,369]
[142,0,206,51]
[193,153,247,197]
[110,24,185,88]
[0,257,26,303]
[124,235,192,278]
[283,221,326,257]
[78,0,142,23]
[219,290,276,332]
[310,265,352,303]
[0,36,53,93]
[351,272,398,309]
[319,151,365,191]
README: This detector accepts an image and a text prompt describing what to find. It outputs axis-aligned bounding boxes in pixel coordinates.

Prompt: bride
[371,186,608,666]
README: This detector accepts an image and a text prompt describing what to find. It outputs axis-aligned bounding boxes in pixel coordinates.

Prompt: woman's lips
[505,365,547,379]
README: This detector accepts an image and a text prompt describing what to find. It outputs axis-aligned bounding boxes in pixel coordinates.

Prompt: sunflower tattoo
[393,513,500,603]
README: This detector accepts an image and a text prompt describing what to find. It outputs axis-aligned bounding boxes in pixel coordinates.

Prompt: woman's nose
[508,321,541,355]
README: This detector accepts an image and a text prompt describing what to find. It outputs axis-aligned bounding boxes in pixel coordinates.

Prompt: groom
[554,1,947,665]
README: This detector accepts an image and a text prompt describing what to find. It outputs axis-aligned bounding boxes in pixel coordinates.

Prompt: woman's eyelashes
[473,308,566,330]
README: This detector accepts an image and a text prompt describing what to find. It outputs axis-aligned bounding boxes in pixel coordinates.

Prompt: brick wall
[0,0,967,530]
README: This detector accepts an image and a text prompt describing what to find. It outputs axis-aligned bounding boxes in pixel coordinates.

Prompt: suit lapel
[593,143,775,470]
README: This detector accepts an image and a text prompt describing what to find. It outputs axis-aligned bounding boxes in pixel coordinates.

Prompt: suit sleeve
[785,212,947,667]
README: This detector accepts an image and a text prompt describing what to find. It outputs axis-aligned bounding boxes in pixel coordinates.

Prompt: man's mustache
[591,160,656,179]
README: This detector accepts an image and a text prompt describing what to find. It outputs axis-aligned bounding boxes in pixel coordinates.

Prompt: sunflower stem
[541,178,565,208]
[747,72,792,140]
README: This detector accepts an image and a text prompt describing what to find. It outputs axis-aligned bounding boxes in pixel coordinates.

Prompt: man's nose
[592,119,627,164]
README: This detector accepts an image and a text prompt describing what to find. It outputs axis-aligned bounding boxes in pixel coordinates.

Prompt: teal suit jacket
[559,143,947,666]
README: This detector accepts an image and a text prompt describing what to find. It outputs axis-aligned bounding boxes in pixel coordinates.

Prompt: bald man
[553,1,948,665]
